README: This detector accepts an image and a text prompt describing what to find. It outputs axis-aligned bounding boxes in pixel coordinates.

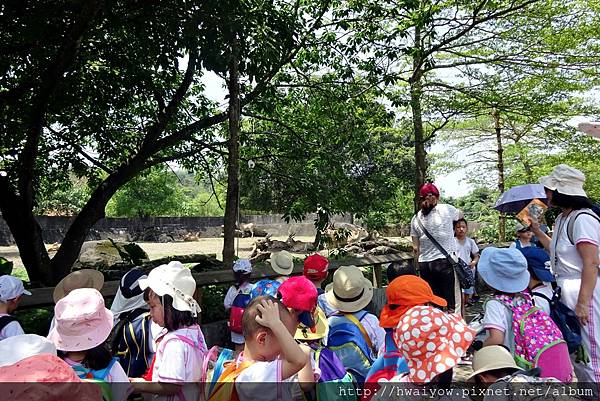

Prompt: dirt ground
[0,235,318,280]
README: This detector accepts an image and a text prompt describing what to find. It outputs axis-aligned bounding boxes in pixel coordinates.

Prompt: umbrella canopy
[494,184,548,213]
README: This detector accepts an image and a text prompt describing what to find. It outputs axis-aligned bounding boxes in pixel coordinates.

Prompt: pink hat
[0,354,102,401]
[278,276,318,312]
[47,288,113,352]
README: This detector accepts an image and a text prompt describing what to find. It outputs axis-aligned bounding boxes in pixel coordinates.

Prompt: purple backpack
[493,293,573,382]
[310,345,356,401]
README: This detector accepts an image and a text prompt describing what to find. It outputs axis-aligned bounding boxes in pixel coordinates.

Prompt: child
[224,259,253,351]
[479,247,572,382]
[0,275,31,340]
[132,261,206,401]
[392,305,475,383]
[269,250,295,283]
[325,265,385,384]
[518,247,555,315]
[47,288,131,401]
[232,296,308,401]
[110,267,160,377]
[277,275,319,333]
[509,223,533,249]
[304,253,337,318]
[454,218,480,315]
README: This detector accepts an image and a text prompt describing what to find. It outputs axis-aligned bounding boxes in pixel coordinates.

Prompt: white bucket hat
[269,251,294,276]
[539,164,587,197]
[468,345,523,380]
[325,265,373,312]
[138,261,201,316]
[0,334,57,367]
[0,275,31,302]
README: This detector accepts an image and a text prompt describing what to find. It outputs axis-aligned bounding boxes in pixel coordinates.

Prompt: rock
[73,240,149,271]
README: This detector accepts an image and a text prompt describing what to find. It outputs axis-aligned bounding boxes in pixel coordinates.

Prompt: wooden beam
[19,252,413,309]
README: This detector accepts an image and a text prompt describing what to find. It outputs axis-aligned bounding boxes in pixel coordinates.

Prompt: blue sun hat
[478,247,530,293]
[250,279,281,299]
[518,247,555,283]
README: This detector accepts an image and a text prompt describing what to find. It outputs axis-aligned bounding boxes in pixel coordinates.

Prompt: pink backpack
[493,293,573,382]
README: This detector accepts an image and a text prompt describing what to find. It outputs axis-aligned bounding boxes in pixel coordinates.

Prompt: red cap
[419,183,439,198]
[303,254,329,281]
[278,276,318,312]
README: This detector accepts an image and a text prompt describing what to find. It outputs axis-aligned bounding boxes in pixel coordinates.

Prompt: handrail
[18,252,413,309]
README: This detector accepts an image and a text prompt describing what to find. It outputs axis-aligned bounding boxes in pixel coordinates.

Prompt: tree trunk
[410,25,426,212]
[223,36,241,268]
[493,109,506,242]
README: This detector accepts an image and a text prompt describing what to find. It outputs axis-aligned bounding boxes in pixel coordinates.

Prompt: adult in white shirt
[410,183,464,313]
[531,164,600,383]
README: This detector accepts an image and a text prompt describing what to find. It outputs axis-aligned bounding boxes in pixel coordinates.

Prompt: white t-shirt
[551,211,600,279]
[482,298,512,349]
[410,204,460,262]
[455,237,479,265]
[235,359,298,401]
[0,314,24,340]
[64,357,131,401]
[530,283,553,315]
[509,240,533,249]
[152,325,207,401]
[224,282,253,344]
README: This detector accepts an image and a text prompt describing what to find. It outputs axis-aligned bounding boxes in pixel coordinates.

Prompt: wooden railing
[19,252,414,309]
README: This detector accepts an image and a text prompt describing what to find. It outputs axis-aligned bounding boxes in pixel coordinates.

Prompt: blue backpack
[111,309,154,377]
[327,311,376,384]
[365,330,408,381]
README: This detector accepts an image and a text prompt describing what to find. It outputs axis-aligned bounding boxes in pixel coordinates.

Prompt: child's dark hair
[58,343,113,371]
[234,271,252,289]
[453,218,468,230]
[386,261,416,282]
[144,288,197,331]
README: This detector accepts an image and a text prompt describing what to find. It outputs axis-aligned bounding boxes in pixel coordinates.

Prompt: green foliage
[35,175,91,216]
[239,77,415,223]
[201,284,229,323]
[0,257,13,276]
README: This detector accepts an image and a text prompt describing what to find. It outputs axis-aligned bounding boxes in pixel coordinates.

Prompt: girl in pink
[131,261,207,401]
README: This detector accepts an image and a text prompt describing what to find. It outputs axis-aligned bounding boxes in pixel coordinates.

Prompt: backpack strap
[487,297,517,357]
[207,348,234,396]
[344,312,375,352]
[566,209,600,245]
[0,315,17,332]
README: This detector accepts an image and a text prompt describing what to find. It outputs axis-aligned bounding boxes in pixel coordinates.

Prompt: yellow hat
[294,307,328,341]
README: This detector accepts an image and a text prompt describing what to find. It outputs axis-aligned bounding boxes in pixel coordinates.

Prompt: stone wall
[0,213,354,245]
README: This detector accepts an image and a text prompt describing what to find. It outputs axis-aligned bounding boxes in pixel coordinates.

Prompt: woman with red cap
[410,182,464,314]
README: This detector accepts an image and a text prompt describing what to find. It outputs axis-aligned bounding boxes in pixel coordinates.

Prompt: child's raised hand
[255,298,282,329]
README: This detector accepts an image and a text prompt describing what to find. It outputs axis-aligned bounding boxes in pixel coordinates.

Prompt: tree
[239,76,415,228]
[324,0,599,206]
[0,0,330,284]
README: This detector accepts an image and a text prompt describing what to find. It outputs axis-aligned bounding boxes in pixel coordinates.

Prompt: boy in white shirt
[454,218,480,316]
[0,275,31,340]
[234,296,309,401]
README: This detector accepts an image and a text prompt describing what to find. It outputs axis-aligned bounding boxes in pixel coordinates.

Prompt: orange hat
[379,275,447,328]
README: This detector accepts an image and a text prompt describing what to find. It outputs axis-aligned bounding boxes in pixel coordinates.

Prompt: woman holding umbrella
[531,164,600,383]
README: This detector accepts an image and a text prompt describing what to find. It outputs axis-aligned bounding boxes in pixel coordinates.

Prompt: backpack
[111,309,154,377]
[205,356,256,401]
[229,288,251,334]
[566,207,600,245]
[494,368,586,401]
[0,315,17,333]
[492,293,573,382]
[72,357,119,401]
[531,286,582,354]
[328,311,376,385]
[362,332,409,401]
[306,345,356,401]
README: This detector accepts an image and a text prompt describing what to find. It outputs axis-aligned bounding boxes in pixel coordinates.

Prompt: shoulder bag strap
[344,313,375,352]
[416,217,452,261]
